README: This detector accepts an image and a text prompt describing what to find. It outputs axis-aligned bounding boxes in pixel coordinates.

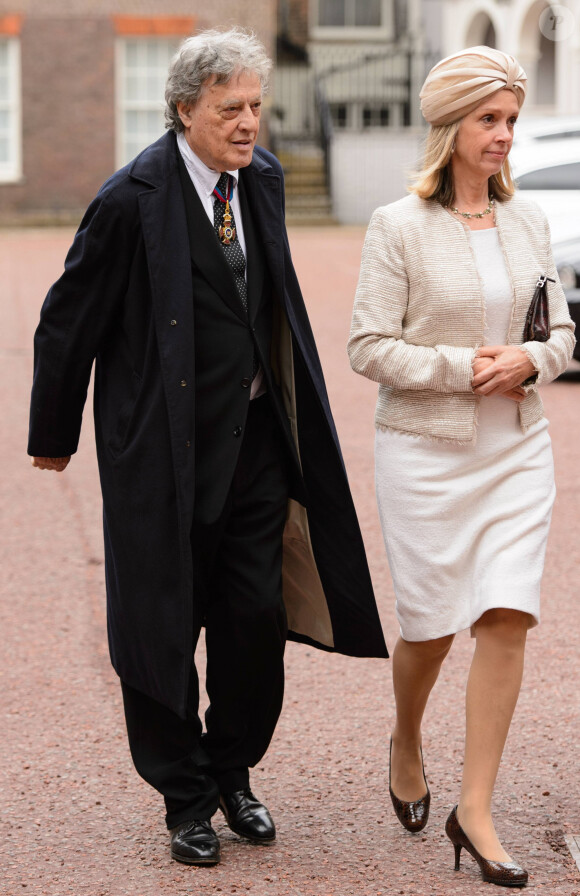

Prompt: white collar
[176,132,239,197]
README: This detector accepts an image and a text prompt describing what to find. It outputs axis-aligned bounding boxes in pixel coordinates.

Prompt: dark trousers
[121,395,289,829]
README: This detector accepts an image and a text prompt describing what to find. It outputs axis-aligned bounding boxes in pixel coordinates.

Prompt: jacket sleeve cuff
[444,345,478,392]
[519,342,541,387]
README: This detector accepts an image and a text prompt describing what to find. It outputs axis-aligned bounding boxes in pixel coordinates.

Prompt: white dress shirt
[176,132,247,256]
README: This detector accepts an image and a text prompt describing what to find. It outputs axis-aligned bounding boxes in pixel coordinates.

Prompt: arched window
[465,11,497,49]
[519,1,556,108]
[537,29,556,105]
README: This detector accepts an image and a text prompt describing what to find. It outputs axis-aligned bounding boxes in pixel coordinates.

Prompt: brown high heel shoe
[388,737,430,833]
[445,805,528,888]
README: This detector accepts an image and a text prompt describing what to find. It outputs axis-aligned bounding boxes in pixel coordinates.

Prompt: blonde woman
[348,47,575,887]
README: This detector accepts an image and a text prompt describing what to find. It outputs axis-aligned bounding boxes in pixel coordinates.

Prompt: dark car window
[517,162,580,190]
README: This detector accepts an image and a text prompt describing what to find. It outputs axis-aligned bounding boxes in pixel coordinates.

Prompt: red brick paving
[1,227,579,895]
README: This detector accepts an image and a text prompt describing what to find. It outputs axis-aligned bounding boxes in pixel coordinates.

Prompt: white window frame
[0,37,22,183]
[311,0,394,41]
[115,37,179,168]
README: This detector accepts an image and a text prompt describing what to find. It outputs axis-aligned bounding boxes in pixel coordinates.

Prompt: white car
[509,140,580,243]
[512,115,580,145]
[508,126,580,360]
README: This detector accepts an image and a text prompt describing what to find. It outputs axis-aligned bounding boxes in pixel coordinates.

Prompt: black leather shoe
[170,819,221,865]
[219,788,276,842]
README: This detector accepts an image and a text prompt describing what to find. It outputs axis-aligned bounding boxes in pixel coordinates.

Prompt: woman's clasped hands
[471,345,536,403]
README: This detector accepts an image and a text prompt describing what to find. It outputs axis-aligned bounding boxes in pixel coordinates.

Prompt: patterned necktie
[213,173,258,380]
[213,173,248,312]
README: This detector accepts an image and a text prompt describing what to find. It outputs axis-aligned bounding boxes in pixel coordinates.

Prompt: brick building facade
[0,1,276,223]
[277,0,308,60]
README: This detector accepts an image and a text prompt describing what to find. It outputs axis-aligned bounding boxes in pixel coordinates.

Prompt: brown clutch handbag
[522,274,554,384]
[523,274,553,343]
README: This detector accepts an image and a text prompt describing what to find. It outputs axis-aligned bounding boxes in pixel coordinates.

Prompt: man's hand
[472,346,535,398]
[31,456,71,472]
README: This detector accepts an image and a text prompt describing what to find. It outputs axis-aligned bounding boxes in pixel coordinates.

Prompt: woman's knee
[474,608,529,649]
[398,632,455,663]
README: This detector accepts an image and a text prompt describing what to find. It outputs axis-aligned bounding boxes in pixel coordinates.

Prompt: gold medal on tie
[219,199,236,245]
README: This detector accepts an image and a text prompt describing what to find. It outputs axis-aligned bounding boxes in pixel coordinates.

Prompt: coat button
[185,440,191,447]
[170,319,177,326]
[233,426,242,437]
[240,377,251,388]
[180,379,187,387]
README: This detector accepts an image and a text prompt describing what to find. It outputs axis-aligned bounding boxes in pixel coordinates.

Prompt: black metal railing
[271,44,439,214]
[313,76,334,189]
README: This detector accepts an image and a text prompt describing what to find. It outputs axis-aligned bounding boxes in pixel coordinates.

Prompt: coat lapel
[240,158,286,308]
[238,175,264,325]
[134,143,195,375]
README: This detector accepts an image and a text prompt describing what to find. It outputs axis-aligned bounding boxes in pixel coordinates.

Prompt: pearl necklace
[447,196,495,219]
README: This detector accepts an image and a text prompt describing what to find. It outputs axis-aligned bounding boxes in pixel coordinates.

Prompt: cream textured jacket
[348,193,576,442]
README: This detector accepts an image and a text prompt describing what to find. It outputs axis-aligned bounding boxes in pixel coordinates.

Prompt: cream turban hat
[420,46,527,126]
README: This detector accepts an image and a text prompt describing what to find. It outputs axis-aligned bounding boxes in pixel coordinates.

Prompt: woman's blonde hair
[409,120,516,205]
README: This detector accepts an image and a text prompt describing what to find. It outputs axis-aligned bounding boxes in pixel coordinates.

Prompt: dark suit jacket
[29,131,387,717]
[176,152,305,522]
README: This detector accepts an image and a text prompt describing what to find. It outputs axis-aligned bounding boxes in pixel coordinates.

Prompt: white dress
[375,228,555,641]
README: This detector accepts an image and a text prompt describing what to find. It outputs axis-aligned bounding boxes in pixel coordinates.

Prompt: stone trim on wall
[112,16,196,36]
[0,14,22,34]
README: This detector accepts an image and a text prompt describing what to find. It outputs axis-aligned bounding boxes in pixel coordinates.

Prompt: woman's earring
[450,139,456,154]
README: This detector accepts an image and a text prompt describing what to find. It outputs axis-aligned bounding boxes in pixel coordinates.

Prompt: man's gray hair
[165,27,272,133]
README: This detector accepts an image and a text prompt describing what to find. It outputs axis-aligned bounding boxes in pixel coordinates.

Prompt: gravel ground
[1,227,579,896]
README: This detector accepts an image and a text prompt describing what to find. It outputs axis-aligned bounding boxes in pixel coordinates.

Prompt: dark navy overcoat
[29,132,388,716]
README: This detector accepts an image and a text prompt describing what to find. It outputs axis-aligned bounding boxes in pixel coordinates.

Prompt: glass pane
[125,74,141,102]
[124,109,164,147]
[146,74,161,100]
[125,42,139,67]
[0,42,7,66]
[125,110,140,132]
[144,41,157,66]
[0,136,8,162]
[145,109,162,132]
[0,109,9,129]
[125,139,142,159]
[354,0,381,26]
[319,0,345,26]
[130,110,145,133]
[0,75,8,102]
[330,103,347,128]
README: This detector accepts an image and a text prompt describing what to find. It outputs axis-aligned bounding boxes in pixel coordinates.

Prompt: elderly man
[28,28,387,865]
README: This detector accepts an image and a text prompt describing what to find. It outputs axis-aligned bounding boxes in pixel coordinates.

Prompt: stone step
[278,153,325,170]
[284,163,326,178]
[275,145,332,223]
[283,168,327,186]
[285,181,328,196]
[285,195,333,213]
[275,145,324,163]
[285,210,338,226]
